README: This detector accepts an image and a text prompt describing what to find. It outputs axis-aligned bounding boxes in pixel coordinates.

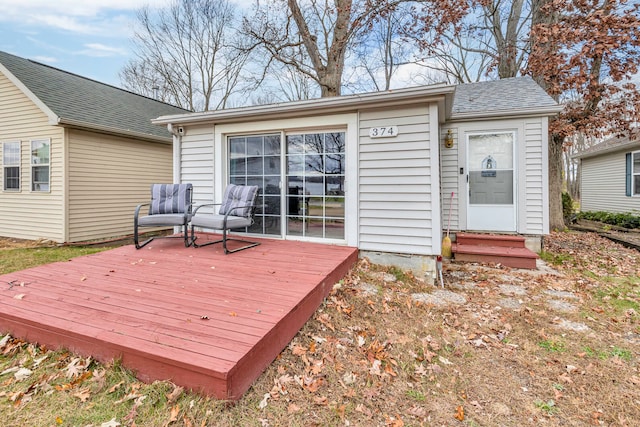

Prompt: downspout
[167,124,182,184]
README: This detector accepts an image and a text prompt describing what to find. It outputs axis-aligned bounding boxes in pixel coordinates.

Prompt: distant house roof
[450,76,561,120]
[0,50,189,142]
[574,131,640,159]
[154,76,559,126]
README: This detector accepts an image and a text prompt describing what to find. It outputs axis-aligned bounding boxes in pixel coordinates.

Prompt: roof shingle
[451,76,558,117]
[0,50,189,140]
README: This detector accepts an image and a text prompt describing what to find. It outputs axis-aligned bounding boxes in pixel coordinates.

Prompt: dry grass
[0,231,639,426]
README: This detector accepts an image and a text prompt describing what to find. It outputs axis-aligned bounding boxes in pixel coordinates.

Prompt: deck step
[452,233,537,269]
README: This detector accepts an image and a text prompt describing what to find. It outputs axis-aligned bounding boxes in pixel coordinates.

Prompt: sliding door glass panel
[285,131,345,240]
[228,134,281,235]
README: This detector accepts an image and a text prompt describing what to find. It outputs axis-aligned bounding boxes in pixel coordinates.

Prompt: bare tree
[411,0,531,82]
[120,0,251,111]
[244,0,406,98]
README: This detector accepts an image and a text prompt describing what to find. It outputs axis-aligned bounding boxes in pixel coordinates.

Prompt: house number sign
[369,126,398,138]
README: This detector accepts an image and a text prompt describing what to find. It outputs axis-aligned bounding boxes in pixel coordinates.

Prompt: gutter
[55,117,172,144]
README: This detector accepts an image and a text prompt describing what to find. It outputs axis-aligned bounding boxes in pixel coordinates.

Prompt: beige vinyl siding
[580,149,640,214]
[178,124,215,207]
[439,125,460,232]
[67,129,172,242]
[0,72,65,242]
[358,105,434,255]
[522,117,547,234]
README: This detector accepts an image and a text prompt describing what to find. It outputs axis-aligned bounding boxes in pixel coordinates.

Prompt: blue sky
[0,0,172,87]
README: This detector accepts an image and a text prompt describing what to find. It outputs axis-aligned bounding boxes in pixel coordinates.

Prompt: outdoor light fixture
[444,129,454,148]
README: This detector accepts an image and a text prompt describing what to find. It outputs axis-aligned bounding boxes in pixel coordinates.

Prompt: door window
[468,133,514,205]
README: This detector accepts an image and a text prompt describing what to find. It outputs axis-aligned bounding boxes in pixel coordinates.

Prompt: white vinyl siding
[67,129,173,242]
[440,126,460,231]
[581,147,640,214]
[177,124,215,208]
[0,71,65,242]
[522,117,548,234]
[358,105,436,255]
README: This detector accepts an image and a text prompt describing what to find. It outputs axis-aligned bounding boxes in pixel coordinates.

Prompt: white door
[467,132,516,231]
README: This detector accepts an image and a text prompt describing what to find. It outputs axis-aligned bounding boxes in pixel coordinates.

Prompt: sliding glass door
[228,131,345,240]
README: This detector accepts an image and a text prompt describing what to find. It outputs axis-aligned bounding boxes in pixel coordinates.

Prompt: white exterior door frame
[465,130,517,232]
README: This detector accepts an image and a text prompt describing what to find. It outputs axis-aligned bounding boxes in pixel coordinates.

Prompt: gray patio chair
[190,184,260,254]
[134,183,193,249]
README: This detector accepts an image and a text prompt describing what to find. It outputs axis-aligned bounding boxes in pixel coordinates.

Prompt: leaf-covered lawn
[1,231,638,426]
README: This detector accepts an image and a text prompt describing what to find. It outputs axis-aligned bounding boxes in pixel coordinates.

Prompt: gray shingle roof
[574,131,640,159]
[451,76,559,117]
[0,50,189,140]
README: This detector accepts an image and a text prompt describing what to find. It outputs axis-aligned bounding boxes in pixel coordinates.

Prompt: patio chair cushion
[149,183,193,215]
[190,214,253,230]
[138,213,191,227]
[219,184,259,217]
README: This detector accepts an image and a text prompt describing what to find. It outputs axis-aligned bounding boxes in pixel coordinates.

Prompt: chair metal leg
[221,228,260,254]
[134,219,154,249]
[191,227,260,254]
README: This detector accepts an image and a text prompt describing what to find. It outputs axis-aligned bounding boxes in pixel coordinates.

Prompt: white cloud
[0,0,171,34]
[80,43,128,57]
[31,55,58,64]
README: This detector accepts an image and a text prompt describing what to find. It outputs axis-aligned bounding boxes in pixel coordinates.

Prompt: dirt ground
[245,230,640,426]
[571,219,640,249]
[1,230,638,426]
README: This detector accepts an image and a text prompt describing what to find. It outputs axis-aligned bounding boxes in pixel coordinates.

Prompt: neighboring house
[153,76,561,276]
[574,133,640,214]
[0,50,189,243]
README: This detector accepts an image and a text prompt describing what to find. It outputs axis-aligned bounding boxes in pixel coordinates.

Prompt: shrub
[562,192,575,222]
[577,211,640,229]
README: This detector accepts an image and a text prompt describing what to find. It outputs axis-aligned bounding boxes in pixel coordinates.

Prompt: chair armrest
[224,203,257,219]
[134,203,150,221]
[192,203,222,215]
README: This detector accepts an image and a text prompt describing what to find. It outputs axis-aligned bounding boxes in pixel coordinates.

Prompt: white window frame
[633,150,640,196]
[3,141,21,191]
[31,138,51,192]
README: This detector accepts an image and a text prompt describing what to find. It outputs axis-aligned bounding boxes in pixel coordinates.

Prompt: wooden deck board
[0,236,358,399]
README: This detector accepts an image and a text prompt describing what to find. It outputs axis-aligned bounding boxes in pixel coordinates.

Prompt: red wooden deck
[0,235,358,400]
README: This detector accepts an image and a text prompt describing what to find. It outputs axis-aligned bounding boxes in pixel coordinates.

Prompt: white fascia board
[0,63,59,124]
[153,85,455,126]
[449,105,563,122]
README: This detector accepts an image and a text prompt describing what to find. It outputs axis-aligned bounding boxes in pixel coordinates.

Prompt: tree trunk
[548,132,565,230]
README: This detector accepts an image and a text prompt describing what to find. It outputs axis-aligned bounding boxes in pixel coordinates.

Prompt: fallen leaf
[313,395,328,405]
[258,393,270,409]
[454,405,465,421]
[108,381,125,393]
[287,403,301,414]
[73,387,91,402]
[169,404,180,422]
[14,367,32,380]
[166,385,184,403]
[306,377,324,393]
[100,418,121,427]
[292,345,307,356]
